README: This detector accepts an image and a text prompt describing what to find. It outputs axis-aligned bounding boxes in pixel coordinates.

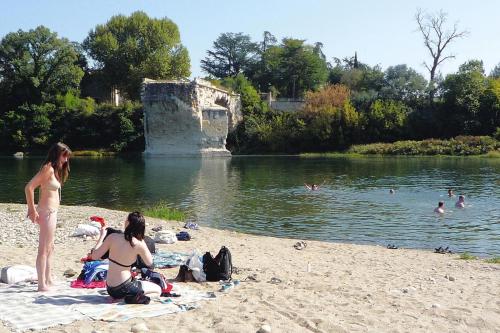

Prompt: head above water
[458,195,465,201]
[124,211,145,247]
[438,201,444,208]
[389,189,395,194]
[447,189,454,196]
[42,142,72,184]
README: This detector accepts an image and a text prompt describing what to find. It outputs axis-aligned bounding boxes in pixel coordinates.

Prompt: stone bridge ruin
[141,78,242,156]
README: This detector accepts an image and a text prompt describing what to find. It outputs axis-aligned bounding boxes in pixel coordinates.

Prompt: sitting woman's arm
[90,227,111,260]
[137,240,154,268]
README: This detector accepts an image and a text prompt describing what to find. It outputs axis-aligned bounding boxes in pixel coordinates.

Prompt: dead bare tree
[415,9,468,101]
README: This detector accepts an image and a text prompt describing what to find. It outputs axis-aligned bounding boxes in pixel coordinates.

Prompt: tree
[441,60,487,134]
[362,100,410,142]
[381,64,427,106]
[220,73,267,116]
[0,26,84,111]
[83,11,190,100]
[415,9,468,101]
[489,63,500,78]
[201,32,259,78]
[260,31,277,53]
[261,38,329,98]
[479,78,500,133]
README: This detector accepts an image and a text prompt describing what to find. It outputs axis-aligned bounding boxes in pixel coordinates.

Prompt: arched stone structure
[141,78,242,156]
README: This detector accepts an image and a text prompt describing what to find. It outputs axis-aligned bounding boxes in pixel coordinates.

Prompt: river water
[1,156,499,256]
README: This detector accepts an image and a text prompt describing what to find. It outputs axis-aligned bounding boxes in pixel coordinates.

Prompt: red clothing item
[70,279,106,289]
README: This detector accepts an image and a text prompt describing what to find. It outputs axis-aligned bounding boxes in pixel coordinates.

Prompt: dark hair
[459,195,464,200]
[42,142,72,184]
[124,211,145,247]
[438,201,444,207]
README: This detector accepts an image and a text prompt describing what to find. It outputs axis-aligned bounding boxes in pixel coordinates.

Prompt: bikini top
[43,175,60,190]
[108,257,135,268]
[41,176,61,201]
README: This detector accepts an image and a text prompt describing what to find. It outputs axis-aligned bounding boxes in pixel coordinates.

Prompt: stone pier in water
[141,78,242,156]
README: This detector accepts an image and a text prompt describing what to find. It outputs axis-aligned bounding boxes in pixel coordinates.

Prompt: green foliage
[495,127,500,141]
[71,150,116,157]
[201,33,259,78]
[56,91,96,116]
[220,74,267,116]
[0,26,84,111]
[83,11,190,100]
[348,136,500,155]
[0,100,144,153]
[479,78,500,133]
[60,102,144,152]
[0,103,56,151]
[381,64,427,105]
[441,60,488,135]
[143,201,186,221]
[490,64,500,79]
[362,100,410,142]
[459,252,478,260]
[254,38,329,98]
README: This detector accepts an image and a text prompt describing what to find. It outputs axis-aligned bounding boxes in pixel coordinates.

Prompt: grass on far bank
[143,201,186,221]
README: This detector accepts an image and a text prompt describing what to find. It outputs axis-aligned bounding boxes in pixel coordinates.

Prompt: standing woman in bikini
[25,142,71,291]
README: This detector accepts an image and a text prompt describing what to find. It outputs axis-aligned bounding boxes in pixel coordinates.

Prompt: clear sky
[1,0,499,80]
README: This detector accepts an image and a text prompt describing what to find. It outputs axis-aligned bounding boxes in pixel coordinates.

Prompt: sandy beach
[0,202,499,333]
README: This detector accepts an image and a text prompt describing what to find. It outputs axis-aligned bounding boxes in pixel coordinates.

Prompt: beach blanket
[153,251,190,268]
[0,281,216,331]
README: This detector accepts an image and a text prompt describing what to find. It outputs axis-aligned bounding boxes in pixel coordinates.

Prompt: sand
[0,203,499,333]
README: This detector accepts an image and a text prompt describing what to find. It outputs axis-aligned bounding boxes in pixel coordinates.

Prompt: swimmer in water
[434,201,445,214]
[455,195,465,208]
[305,183,319,191]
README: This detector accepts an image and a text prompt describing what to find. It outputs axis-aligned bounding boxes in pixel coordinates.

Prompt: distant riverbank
[301,136,500,157]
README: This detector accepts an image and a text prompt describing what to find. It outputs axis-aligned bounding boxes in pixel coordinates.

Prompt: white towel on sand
[0,281,216,331]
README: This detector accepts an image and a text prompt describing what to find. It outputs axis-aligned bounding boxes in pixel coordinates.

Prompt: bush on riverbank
[347,136,500,156]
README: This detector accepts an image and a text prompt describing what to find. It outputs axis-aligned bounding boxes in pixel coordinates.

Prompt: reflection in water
[0,156,499,255]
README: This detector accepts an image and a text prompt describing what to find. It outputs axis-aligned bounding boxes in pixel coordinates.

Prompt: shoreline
[1,203,500,332]
[2,202,498,260]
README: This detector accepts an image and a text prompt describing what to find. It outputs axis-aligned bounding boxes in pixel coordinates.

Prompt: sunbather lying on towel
[89,212,161,300]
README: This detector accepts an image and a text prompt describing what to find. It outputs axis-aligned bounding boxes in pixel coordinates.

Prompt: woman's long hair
[42,142,72,184]
[124,211,146,247]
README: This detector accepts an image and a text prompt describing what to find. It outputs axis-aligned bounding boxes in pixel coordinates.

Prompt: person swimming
[434,201,445,214]
[389,189,395,194]
[455,195,465,208]
[447,189,455,197]
[305,183,319,191]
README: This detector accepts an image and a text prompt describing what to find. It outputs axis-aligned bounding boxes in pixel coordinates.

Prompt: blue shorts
[106,277,143,299]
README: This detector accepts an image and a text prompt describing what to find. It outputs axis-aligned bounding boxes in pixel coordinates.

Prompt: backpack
[203,246,232,281]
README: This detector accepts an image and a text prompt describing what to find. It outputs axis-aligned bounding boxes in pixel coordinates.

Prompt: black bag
[135,236,156,269]
[203,246,232,281]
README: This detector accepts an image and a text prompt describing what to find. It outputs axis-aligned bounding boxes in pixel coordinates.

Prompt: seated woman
[90,211,161,300]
